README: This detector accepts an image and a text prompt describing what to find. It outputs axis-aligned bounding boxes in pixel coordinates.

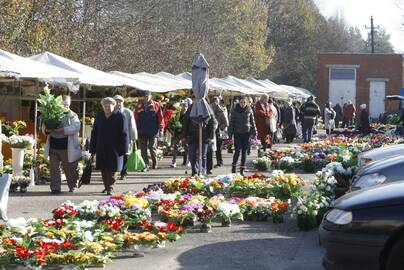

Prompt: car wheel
[386,237,404,270]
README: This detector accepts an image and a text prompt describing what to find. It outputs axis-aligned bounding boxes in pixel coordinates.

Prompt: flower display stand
[11,148,24,176]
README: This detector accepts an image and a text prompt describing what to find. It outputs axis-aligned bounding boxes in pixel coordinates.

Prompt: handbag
[79,157,93,187]
[219,129,229,140]
[126,143,146,172]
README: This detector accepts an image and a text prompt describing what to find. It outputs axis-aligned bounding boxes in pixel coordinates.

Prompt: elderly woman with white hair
[43,95,81,194]
[281,100,297,143]
[90,97,128,195]
[359,103,370,135]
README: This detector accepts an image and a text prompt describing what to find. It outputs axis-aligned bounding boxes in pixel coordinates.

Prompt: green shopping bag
[126,143,145,172]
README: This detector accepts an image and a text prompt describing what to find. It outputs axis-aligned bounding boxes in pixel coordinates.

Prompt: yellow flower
[124,196,149,209]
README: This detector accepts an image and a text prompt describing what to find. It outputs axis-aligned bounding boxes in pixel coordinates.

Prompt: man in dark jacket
[300,96,320,143]
[333,103,343,128]
[134,91,164,171]
[182,104,216,176]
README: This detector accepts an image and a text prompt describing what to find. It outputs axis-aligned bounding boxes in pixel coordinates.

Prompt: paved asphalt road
[7,143,324,270]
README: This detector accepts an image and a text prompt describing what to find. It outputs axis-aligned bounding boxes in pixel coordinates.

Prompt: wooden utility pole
[365,16,380,53]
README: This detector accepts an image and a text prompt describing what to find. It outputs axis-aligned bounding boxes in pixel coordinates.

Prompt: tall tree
[364,27,395,53]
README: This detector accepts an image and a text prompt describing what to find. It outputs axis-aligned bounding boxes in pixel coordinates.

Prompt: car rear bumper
[319,225,386,270]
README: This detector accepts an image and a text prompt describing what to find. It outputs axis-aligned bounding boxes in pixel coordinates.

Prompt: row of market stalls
[0,48,313,160]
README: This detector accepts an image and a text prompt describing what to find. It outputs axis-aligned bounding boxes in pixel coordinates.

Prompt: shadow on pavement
[177,237,322,270]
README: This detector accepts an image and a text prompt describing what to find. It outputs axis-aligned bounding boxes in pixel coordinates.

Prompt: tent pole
[82,87,86,146]
[33,81,39,160]
[0,119,3,172]
[198,123,202,176]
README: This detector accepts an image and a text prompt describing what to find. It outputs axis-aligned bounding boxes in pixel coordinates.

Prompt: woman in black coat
[359,104,370,135]
[282,101,297,143]
[90,97,128,195]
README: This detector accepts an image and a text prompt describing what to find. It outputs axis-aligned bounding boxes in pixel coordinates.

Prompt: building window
[330,68,355,80]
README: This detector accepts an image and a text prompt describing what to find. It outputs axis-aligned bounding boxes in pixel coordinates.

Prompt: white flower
[7,217,28,228]
[313,210,318,216]
[83,231,94,242]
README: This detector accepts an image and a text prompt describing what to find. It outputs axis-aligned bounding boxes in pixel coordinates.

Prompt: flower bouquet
[269,171,305,200]
[84,116,95,126]
[37,86,69,130]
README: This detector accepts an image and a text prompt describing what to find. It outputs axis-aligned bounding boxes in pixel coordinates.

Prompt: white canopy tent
[0,50,79,90]
[280,84,311,98]
[30,52,124,88]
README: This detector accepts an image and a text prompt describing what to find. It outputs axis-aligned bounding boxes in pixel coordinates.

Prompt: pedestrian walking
[300,96,320,143]
[182,104,216,176]
[90,97,128,195]
[324,102,336,135]
[210,96,229,168]
[228,96,257,176]
[359,104,370,135]
[281,100,297,143]
[113,95,137,180]
[267,98,278,148]
[333,103,343,128]
[255,94,271,151]
[43,95,81,194]
[134,91,164,171]
[168,101,187,168]
[344,100,356,127]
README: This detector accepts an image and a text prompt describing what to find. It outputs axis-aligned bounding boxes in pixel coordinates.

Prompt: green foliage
[37,86,69,129]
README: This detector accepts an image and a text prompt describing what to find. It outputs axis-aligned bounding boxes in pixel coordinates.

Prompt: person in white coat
[113,95,138,180]
[43,95,81,194]
[324,102,336,135]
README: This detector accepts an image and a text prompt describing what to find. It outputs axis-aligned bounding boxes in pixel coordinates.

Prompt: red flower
[15,245,31,259]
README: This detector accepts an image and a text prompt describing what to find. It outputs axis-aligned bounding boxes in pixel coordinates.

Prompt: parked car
[351,155,404,190]
[358,143,404,167]
[320,181,404,270]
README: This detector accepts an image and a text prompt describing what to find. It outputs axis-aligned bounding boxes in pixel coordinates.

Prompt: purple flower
[180,203,202,211]
[99,199,124,207]
[181,194,193,201]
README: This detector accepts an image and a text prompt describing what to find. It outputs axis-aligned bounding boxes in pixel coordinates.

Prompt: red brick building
[317,53,404,119]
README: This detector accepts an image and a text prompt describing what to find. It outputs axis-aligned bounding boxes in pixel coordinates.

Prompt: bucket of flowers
[252,157,272,172]
[270,199,289,224]
[214,201,243,227]
[194,204,216,233]
[293,192,321,231]
[278,156,296,172]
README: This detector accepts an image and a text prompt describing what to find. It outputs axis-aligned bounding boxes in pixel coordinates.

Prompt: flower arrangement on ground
[253,157,272,171]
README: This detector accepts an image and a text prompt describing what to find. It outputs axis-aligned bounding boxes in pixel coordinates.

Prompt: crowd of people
[43,91,371,195]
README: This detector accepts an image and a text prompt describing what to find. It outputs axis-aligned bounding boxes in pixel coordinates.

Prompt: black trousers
[121,154,128,177]
[207,148,213,172]
[215,138,223,166]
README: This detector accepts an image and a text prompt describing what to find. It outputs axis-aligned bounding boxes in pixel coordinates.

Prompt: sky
[314,0,404,52]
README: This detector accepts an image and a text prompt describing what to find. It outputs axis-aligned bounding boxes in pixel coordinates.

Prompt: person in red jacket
[255,94,271,151]
[343,100,356,127]
[134,91,164,171]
